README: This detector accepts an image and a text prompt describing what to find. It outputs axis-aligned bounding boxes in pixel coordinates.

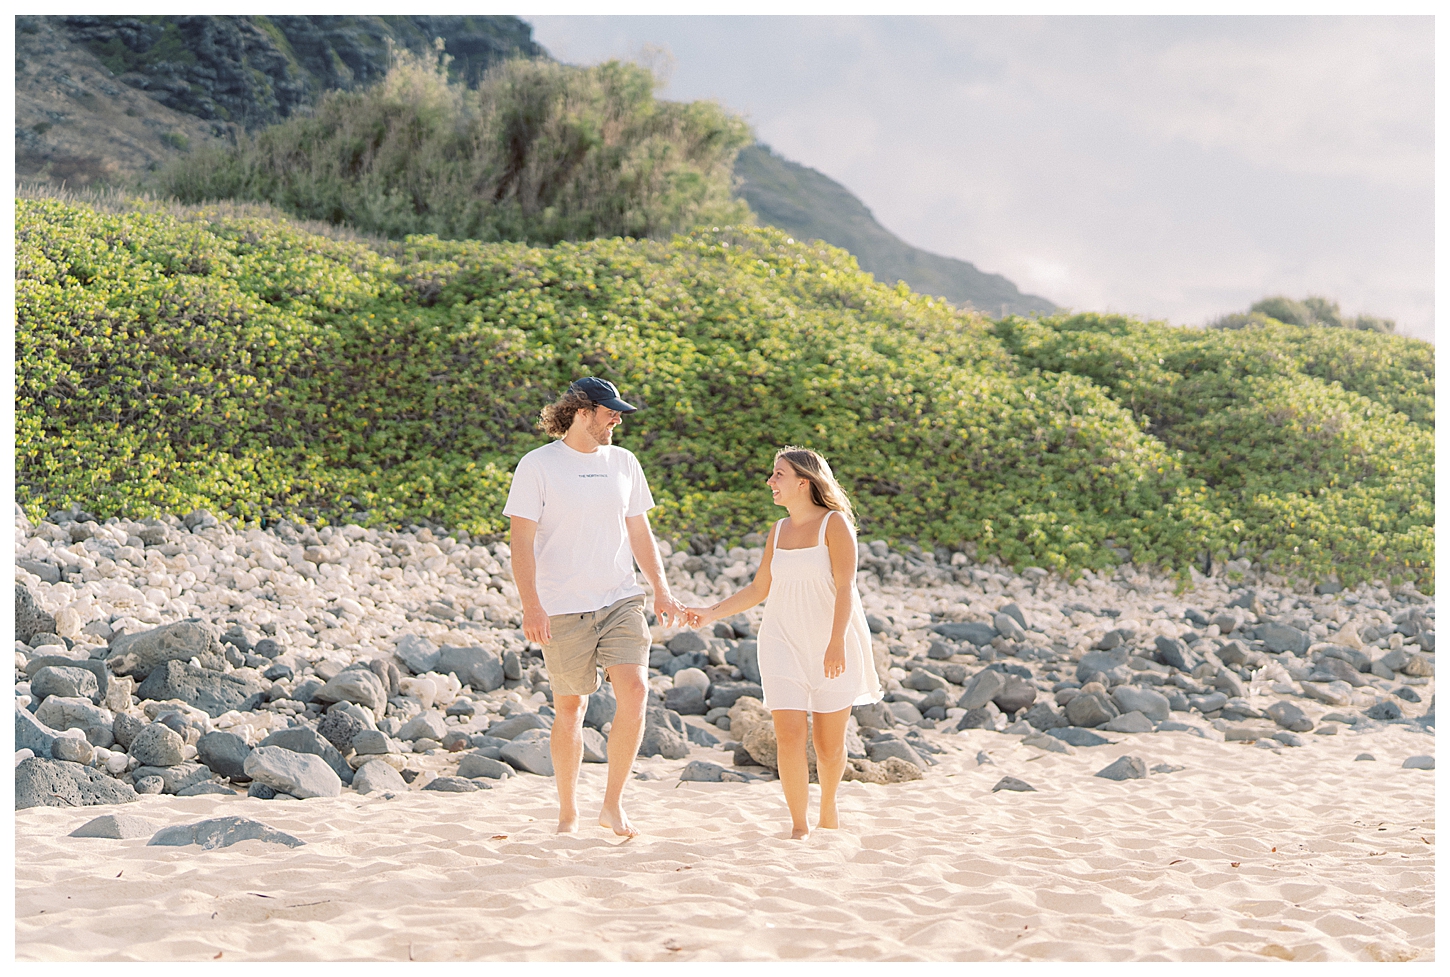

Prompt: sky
[528,15,1434,341]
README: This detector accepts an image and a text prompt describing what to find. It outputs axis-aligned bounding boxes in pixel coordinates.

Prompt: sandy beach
[15,714,1432,961]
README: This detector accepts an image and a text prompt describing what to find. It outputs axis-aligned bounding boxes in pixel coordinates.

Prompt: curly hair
[539,389,597,438]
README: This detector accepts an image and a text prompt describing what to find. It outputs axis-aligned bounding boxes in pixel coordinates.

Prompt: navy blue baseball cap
[570,377,637,413]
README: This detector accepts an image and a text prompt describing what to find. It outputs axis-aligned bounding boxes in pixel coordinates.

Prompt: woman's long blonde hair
[775,446,856,530]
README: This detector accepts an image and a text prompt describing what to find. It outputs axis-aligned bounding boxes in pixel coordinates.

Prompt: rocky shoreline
[14,504,1435,827]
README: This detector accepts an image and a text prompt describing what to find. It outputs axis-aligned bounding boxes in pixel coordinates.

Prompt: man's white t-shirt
[503,440,655,616]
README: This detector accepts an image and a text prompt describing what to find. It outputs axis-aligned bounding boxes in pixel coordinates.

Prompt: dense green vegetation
[1213,293,1397,334]
[734,143,1057,316]
[16,195,1433,590]
[158,53,751,246]
[995,314,1432,588]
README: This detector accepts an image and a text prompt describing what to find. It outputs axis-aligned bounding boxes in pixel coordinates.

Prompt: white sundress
[756,510,884,713]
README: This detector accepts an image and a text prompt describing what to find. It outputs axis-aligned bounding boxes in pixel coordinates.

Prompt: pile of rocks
[13,503,1436,810]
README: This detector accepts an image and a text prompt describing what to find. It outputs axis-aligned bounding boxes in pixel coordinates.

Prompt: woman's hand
[685,606,714,628]
[823,638,846,680]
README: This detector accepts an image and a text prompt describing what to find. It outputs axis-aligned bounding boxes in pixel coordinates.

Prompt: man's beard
[589,419,614,445]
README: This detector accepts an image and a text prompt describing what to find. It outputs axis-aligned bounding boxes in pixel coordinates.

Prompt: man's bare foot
[599,804,639,839]
[557,816,579,834]
[790,825,810,840]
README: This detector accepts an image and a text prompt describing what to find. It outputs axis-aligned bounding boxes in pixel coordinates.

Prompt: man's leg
[550,693,588,833]
[773,709,811,839]
[811,707,851,830]
[599,663,647,838]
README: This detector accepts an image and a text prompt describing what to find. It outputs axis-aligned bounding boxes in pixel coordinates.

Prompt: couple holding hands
[505,378,882,840]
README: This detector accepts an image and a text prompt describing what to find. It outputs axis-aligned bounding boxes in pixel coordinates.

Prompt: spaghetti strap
[816,510,833,547]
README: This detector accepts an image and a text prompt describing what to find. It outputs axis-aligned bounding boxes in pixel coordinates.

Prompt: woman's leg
[811,707,851,830]
[772,710,811,838]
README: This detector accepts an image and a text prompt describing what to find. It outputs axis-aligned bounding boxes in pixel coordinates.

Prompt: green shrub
[994,313,1432,588]
[156,51,751,245]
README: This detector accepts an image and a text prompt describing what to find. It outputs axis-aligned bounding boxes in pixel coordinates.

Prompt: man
[504,377,685,837]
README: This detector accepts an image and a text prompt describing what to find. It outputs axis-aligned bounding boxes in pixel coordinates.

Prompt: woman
[686,446,882,839]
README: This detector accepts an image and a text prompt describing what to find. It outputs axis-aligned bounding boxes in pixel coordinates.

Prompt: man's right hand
[522,603,551,645]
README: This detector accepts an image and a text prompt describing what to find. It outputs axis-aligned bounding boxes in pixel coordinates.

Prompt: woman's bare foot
[818,804,839,830]
[790,825,810,840]
[557,815,579,834]
[599,804,639,839]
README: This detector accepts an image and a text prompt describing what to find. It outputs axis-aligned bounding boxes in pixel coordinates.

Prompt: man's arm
[626,512,684,629]
[509,516,550,645]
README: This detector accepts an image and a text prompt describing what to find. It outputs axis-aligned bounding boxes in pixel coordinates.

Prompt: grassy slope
[734,144,1058,317]
[16,197,1433,589]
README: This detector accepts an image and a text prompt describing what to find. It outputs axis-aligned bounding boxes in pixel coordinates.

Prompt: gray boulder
[111,712,145,750]
[1188,691,1229,713]
[1076,649,1130,684]
[34,696,114,746]
[736,640,761,684]
[1065,691,1118,728]
[70,813,158,839]
[667,630,709,654]
[16,584,56,644]
[135,660,267,718]
[243,745,343,798]
[394,634,440,674]
[584,683,617,730]
[502,649,523,681]
[423,776,486,792]
[350,729,393,755]
[106,621,227,681]
[581,725,609,762]
[1104,710,1154,733]
[679,760,730,782]
[436,646,505,693]
[499,730,555,775]
[1022,700,1068,731]
[664,685,708,715]
[1153,636,1195,672]
[484,712,550,741]
[685,722,721,748]
[16,703,59,756]
[190,739,250,787]
[259,727,353,785]
[706,681,763,710]
[51,735,94,764]
[149,816,305,849]
[457,752,514,780]
[852,701,897,730]
[129,723,187,767]
[993,612,1027,643]
[958,669,1007,711]
[998,603,1028,629]
[353,759,408,794]
[1049,726,1115,747]
[933,621,998,646]
[25,655,110,699]
[16,582,58,643]
[30,665,99,703]
[1111,687,1171,723]
[134,776,164,795]
[1364,700,1403,721]
[905,668,950,693]
[866,737,926,768]
[1264,701,1314,733]
[1259,623,1312,655]
[317,710,367,754]
[992,675,1037,714]
[397,711,448,742]
[16,757,139,809]
[638,705,691,759]
[991,776,1037,793]
[131,762,214,795]
[1402,755,1434,770]
[1095,755,1148,781]
[313,667,388,715]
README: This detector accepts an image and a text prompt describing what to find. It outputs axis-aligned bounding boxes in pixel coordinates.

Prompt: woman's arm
[822,512,857,679]
[690,523,776,626]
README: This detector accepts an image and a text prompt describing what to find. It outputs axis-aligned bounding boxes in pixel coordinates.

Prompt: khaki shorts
[542,594,650,697]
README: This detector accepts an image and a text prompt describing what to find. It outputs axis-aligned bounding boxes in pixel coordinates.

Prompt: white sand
[14,721,1433,961]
